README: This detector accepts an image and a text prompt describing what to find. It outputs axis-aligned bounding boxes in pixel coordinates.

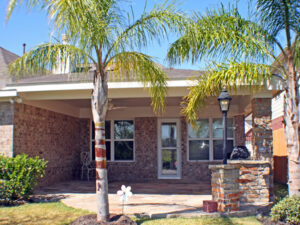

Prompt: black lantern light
[218,89,232,164]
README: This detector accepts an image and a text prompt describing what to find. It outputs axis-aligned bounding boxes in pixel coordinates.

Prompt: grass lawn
[0,202,90,225]
[0,201,262,225]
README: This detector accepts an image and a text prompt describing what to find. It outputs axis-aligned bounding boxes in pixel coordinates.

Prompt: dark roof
[8,67,203,85]
[0,47,19,88]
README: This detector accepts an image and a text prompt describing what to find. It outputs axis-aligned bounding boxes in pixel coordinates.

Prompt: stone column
[0,102,14,157]
[209,164,241,212]
[234,114,245,146]
[251,98,273,161]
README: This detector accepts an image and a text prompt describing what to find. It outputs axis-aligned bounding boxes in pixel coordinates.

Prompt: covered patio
[35,180,211,217]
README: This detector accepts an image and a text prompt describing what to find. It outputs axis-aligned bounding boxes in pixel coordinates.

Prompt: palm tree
[168,0,299,196]
[7,0,185,221]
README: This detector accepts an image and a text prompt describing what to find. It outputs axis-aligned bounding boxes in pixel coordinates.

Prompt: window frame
[90,119,135,162]
[187,118,235,162]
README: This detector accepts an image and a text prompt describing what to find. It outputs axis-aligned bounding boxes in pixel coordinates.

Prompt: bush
[0,154,47,203]
[270,196,300,224]
[274,182,288,203]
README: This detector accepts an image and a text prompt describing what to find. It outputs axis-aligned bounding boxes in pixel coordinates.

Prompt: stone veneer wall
[0,102,14,157]
[252,98,273,160]
[13,103,87,186]
[233,161,272,204]
[210,161,272,212]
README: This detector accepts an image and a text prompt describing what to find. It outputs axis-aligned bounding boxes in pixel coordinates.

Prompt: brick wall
[181,118,214,182]
[107,117,158,182]
[106,116,246,183]
[234,114,245,146]
[13,103,86,186]
[0,102,14,157]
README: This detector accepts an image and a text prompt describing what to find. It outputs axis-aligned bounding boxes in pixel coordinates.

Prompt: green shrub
[0,154,47,203]
[274,182,288,203]
[270,196,300,224]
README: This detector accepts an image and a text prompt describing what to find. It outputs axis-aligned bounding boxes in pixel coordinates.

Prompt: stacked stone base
[210,164,241,212]
[209,161,272,213]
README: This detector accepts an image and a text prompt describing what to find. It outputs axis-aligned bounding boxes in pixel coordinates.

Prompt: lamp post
[218,89,232,164]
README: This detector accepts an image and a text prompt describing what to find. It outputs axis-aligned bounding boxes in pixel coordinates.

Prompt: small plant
[0,154,47,204]
[117,185,133,214]
[274,182,288,203]
[270,196,300,225]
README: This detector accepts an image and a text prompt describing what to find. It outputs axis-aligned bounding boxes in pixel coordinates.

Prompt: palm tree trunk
[91,71,109,221]
[284,51,300,197]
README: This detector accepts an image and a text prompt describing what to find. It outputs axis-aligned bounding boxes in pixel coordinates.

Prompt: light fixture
[217,89,232,164]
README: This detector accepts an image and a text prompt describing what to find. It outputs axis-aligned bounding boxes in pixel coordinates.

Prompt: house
[0,46,282,186]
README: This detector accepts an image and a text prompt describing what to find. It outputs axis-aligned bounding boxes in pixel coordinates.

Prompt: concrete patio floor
[35,180,212,216]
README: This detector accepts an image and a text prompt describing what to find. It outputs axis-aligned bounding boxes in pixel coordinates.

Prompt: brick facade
[0,102,14,157]
[234,114,245,146]
[13,103,87,186]
[181,118,214,182]
[107,117,158,182]
[1,103,249,184]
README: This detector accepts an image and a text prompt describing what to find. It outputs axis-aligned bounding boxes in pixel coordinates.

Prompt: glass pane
[91,140,95,160]
[189,140,209,160]
[161,123,177,147]
[106,141,111,161]
[91,122,95,139]
[114,120,134,139]
[92,121,111,139]
[213,140,234,160]
[105,121,110,139]
[114,141,133,160]
[188,119,209,138]
[162,149,177,175]
[213,118,233,138]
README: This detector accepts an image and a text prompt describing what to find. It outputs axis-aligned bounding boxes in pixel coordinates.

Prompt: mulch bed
[71,214,137,225]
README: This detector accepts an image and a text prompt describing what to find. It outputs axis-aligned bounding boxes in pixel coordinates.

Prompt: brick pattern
[251,98,273,161]
[0,102,14,157]
[13,103,86,186]
[210,164,241,212]
[234,114,245,146]
[210,161,272,212]
[107,117,158,182]
[181,118,214,182]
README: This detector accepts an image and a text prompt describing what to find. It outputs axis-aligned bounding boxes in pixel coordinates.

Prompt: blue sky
[0,0,253,70]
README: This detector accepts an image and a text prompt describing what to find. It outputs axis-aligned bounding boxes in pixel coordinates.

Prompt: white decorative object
[117,185,133,214]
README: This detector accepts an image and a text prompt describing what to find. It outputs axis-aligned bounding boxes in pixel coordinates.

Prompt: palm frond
[6,0,42,20]
[168,5,276,66]
[107,51,168,113]
[256,0,300,47]
[104,0,187,64]
[9,43,94,78]
[44,0,123,53]
[183,60,272,123]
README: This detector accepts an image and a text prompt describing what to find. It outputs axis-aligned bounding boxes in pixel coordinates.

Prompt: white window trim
[187,118,235,162]
[90,120,135,162]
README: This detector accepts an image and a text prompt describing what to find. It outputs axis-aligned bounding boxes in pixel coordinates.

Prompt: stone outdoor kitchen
[0,47,282,213]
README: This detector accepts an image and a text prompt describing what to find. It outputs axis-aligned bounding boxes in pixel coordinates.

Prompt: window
[91,120,134,161]
[188,118,234,161]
